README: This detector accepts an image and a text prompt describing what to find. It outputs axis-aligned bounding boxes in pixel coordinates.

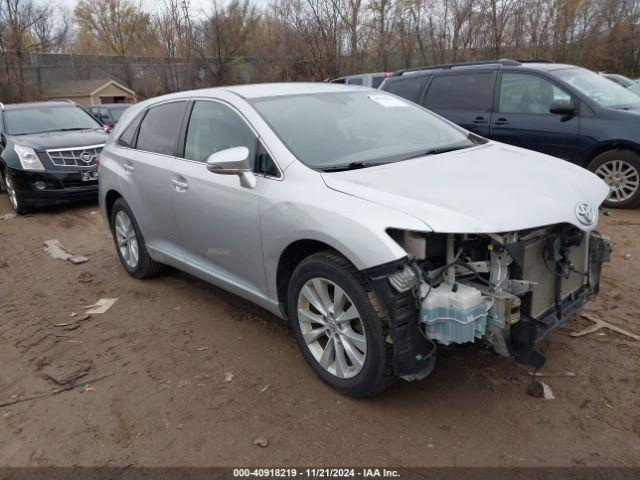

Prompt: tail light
[103,125,113,133]
[95,154,101,167]
[384,72,392,77]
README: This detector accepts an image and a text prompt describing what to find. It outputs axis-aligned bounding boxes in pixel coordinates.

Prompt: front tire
[3,170,30,215]
[110,198,163,278]
[287,251,394,397]
[588,150,640,208]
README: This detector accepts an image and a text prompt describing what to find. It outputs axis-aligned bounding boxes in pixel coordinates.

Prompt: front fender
[259,162,430,300]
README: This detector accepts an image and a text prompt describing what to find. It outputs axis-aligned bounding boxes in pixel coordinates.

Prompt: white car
[99,83,611,397]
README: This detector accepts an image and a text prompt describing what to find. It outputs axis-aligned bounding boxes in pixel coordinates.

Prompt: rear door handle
[171,177,189,192]
[472,116,488,124]
[493,118,509,125]
[122,162,134,173]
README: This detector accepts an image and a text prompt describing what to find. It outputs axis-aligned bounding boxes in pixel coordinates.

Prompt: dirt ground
[0,194,638,468]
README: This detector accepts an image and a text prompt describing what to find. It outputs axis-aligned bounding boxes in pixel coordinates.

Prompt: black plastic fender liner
[364,259,437,380]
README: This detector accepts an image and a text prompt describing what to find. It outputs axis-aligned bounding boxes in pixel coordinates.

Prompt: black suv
[0,101,109,214]
[381,59,640,208]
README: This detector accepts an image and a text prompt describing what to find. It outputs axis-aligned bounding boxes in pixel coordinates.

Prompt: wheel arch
[104,189,123,224]
[276,239,354,318]
[585,141,640,168]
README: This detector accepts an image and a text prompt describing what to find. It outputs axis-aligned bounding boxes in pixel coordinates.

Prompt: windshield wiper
[401,144,471,161]
[320,161,383,172]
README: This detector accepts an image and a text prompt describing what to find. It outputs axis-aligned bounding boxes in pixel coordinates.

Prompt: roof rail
[518,58,553,63]
[392,59,521,77]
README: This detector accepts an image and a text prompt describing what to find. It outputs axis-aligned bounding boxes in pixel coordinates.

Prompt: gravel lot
[0,195,639,467]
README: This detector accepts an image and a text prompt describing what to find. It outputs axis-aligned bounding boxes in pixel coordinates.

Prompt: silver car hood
[321,142,610,233]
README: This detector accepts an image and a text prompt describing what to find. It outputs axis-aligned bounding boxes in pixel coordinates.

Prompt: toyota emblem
[575,203,595,226]
[80,151,94,164]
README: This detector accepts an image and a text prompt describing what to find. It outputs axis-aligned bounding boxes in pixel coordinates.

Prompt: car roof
[2,101,78,111]
[390,60,580,78]
[221,82,369,99]
[90,103,129,108]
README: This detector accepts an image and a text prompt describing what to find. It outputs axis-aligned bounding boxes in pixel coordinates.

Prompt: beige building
[43,79,136,107]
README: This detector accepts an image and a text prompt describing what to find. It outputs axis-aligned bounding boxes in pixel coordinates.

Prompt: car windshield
[110,106,128,122]
[554,68,640,108]
[251,91,478,170]
[5,105,102,135]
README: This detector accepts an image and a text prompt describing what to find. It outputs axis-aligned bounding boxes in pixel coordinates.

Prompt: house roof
[44,79,136,98]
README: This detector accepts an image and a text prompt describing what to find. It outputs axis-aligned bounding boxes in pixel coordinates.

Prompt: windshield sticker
[368,94,409,107]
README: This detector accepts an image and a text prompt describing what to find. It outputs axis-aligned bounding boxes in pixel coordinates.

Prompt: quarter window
[423,73,496,111]
[385,76,429,103]
[184,101,257,163]
[117,112,144,148]
[136,101,188,156]
[499,73,571,114]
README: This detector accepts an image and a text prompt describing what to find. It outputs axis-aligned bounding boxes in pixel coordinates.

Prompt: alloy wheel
[297,277,367,379]
[114,210,139,269]
[595,159,640,204]
[4,173,18,210]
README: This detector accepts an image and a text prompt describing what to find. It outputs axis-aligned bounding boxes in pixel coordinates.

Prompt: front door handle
[171,178,189,192]
[493,118,509,125]
[472,116,488,124]
[122,162,134,173]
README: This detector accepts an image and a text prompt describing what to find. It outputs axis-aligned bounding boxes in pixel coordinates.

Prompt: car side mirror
[206,146,256,189]
[550,100,577,116]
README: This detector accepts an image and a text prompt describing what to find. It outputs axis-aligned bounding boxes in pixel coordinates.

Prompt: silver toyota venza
[99,83,612,397]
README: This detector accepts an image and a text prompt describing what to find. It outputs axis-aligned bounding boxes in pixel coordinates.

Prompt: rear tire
[587,150,640,208]
[4,170,30,215]
[287,250,394,397]
[110,198,163,278]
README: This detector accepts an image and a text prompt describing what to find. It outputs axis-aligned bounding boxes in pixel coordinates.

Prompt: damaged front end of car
[365,225,612,381]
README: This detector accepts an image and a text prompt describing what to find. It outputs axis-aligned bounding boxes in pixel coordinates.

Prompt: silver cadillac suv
[99,83,611,397]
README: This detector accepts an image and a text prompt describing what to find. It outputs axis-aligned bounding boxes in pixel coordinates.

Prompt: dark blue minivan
[380,60,640,208]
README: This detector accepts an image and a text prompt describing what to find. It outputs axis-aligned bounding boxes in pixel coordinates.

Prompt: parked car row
[378,60,640,208]
[0,69,616,396]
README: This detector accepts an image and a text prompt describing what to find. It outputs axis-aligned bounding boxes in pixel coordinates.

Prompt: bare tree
[195,0,261,85]
[74,0,151,88]
[0,0,66,101]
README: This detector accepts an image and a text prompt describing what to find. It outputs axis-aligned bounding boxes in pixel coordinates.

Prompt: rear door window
[136,101,188,156]
[423,72,496,111]
[346,77,364,86]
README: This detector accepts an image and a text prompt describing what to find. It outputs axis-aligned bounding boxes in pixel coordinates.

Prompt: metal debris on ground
[85,298,118,314]
[260,384,271,393]
[224,372,234,382]
[253,438,269,447]
[571,313,640,341]
[0,213,16,220]
[43,239,89,265]
[528,380,555,400]
[194,346,208,351]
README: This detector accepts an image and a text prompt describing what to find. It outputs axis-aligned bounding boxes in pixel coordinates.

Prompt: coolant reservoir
[420,283,489,345]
